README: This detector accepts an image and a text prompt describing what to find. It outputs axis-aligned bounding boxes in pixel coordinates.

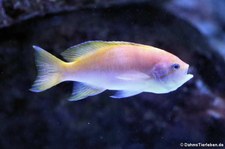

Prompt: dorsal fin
[61,41,138,62]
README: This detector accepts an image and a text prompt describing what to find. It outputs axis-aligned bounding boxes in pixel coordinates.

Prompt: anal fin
[68,83,105,101]
[110,90,142,99]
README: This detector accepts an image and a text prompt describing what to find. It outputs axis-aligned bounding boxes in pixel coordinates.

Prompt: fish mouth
[185,65,194,80]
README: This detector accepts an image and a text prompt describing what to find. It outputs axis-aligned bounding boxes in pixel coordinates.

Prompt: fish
[30,41,193,101]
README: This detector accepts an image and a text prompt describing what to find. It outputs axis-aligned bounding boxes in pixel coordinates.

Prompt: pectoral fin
[110,90,142,99]
[117,71,150,81]
[68,83,105,101]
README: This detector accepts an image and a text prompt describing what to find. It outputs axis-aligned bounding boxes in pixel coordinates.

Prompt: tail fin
[30,46,65,92]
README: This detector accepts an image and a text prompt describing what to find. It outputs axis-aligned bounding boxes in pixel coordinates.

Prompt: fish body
[30,41,193,101]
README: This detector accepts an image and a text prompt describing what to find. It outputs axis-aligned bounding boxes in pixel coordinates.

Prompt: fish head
[151,56,193,93]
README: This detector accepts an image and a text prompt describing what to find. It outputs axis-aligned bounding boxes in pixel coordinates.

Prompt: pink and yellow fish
[30,41,193,101]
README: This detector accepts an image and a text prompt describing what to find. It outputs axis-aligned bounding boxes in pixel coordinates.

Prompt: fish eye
[171,64,180,70]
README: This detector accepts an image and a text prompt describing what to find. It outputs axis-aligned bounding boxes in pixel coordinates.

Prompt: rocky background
[0,0,225,149]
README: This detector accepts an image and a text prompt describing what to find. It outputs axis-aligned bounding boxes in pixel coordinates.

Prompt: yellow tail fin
[30,46,64,92]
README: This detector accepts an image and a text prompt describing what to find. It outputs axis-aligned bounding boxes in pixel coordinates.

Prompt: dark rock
[0,0,169,28]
